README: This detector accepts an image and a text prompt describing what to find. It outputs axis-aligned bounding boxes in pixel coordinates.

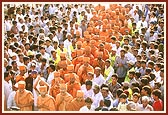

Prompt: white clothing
[81,84,94,99]
[4,81,13,101]
[93,74,105,87]
[7,91,17,109]
[64,39,72,49]
[92,92,104,108]
[79,105,95,111]
[47,71,55,85]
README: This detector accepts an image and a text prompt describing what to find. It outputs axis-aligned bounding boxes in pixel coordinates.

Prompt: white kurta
[79,105,95,111]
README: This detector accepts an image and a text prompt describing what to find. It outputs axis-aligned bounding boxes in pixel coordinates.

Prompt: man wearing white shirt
[46,64,55,85]
[4,15,12,34]
[74,23,82,37]
[49,4,56,15]
[124,45,136,63]
[79,97,95,111]
[92,84,104,108]
[131,9,139,23]
[64,33,72,49]
[45,38,54,55]
[153,63,162,82]
[93,67,105,87]
[7,83,19,111]
[4,72,13,109]
[81,80,94,99]
[39,46,50,60]
[137,16,148,29]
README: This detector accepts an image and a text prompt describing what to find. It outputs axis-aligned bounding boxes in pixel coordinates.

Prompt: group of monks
[3,3,165,112]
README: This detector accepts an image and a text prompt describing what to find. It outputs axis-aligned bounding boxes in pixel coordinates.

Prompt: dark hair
[6,65,12,71]
[85,97,93,104]
[49,64,55,71]
[132,87,140,94]
[119,93,127,99]
[4,72,10,79]
[104,99,111,107]
[111,73,118,79]
[142,85,151,95]
[36,53,41,60]
[152,89,162,98]
[86,80,92,86]
[11,61,17,65]
[116,88,124,97]
[41,58,47,63]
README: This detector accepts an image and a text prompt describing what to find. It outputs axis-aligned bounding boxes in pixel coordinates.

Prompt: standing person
[91,84,104,109]
[47,64,56,85]
[152,89,163,111]
[92,67,105,87]
[14,81,34,111]
[108,74,121,100]
[81,80,94,99]
[55,83,73,111]
[7,83,19,111]
[66,73,81,98]
[77,57,94,84]
[104,59,114,84]
[114,49,128,84]
[4,72,13,110]
[37,85,56,111]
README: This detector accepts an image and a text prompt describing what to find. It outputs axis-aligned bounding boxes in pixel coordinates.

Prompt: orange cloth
[64,73,80,83]
[82,41,90,49]
[55,92,73,111]
[37,94,56,111]
[74,63,83,73]
[66,98,85,111]
[104,43,112,52]
[66,81,81,98]
[50,77,65,99]
[77,64,94,84]
[15,90,34,111]
[92,58,105,75]
[120,27,131,35]
[72,56,83,68]
[15,75,25,83]
[19,65,26,71]
[95,49,109,61]
[57,59,72,70]
[58,69,68,80]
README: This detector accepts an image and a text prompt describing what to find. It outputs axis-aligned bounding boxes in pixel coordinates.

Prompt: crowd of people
[3,3,165,112]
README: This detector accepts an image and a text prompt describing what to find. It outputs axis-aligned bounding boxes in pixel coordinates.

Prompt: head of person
[101,86,109,98]
[85,80,92,91]
[93,84,100,95]
[76,90,84,102]
[83,57,90,67]
[111,73,118,85]
[18,81,26,93]
[105,59,111,68]
[39,85,48,97]
[85,97,93,109]
[94,67,101,77]
[31,70,38,78]
[119,93,127,103]
[141,85,151,96]
[60,83,67,96]
[132,92,140,103]
[141,96,149,108]
[152,89,162,100]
